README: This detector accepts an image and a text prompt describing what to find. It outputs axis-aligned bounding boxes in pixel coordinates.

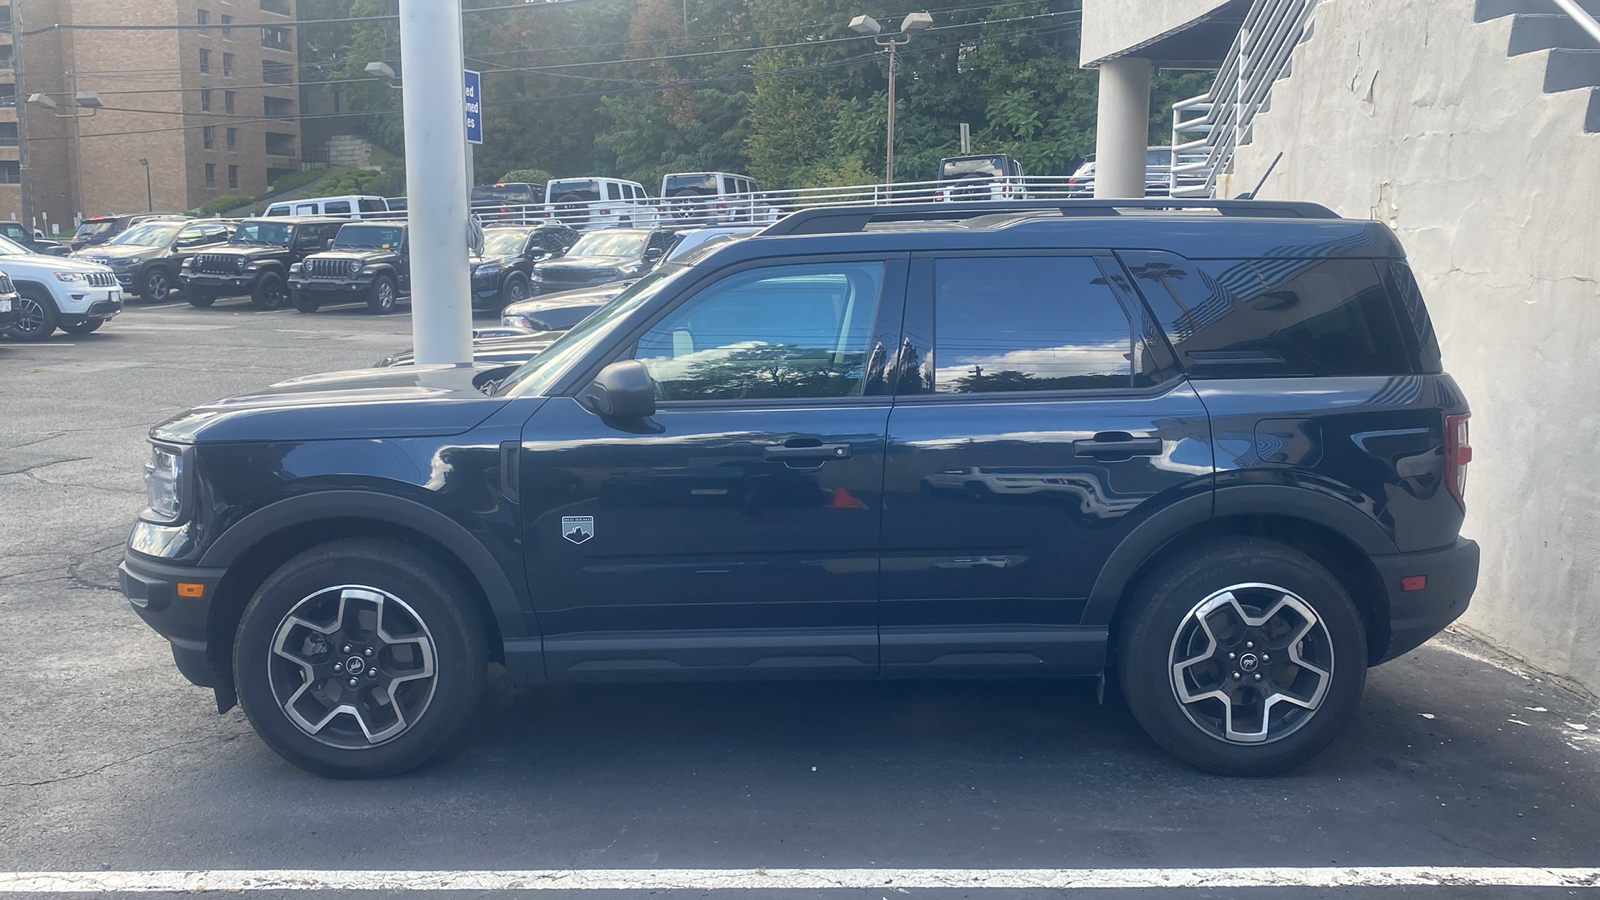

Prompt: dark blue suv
[119,200,1478,778]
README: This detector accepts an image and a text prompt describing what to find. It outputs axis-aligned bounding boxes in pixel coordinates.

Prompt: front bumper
[1372,537,1480,663]
[182,272,260,295]
[56,287,123,319]
[119,550,229,688]
[0,292,17,332]
[290,277,376,296]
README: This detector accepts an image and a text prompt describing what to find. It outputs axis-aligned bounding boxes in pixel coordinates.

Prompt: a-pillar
[1093,56,1153,199]
[398,0,473,366]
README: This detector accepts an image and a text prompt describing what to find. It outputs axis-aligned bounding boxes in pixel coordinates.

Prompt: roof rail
[760,198,1341,236]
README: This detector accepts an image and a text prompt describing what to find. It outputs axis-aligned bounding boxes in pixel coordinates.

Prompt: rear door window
[606,182,621,201]
[931,256,1152,393]
[1118,251,1417,378]
[324,200,352,215]
[359,198,387,213]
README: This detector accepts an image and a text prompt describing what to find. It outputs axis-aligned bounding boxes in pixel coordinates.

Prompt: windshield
[0,234,32,256]
[497,269,684,397]
[230,221,293,247]
[941,157,1005,178]
[663,174,718,197]
[481,230,529,257]
[1147,148,1174,166]
[567,231,647,258]
[111,224,180,247]
[472,185,537,205]
[333,224,403,250]
[548,180,600,203]
[75,220,116,238]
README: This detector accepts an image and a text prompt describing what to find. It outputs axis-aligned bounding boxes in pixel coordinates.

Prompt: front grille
[304,257,359,279]
[86,271,117,288]
[194,253,244,275]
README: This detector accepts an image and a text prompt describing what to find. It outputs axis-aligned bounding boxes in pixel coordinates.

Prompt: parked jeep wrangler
[289,222,410,315]
[120,199,1477,779]
[180,217,346,310]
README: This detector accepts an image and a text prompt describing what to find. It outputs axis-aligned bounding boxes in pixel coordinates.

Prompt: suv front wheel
[9,288,59,341]
[252,271,287,310]
[233,538,487,778]
[1116,539,1367,776]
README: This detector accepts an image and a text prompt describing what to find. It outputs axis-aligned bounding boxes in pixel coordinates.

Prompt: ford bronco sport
[120,200,1478,778]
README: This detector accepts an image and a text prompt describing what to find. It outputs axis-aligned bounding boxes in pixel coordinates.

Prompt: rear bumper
[1372,537,1480,663]
[120,550,229,687]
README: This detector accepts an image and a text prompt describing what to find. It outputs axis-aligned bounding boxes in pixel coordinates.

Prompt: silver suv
[0,235,122,341]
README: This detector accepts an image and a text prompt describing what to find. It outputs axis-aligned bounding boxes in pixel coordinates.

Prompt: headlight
[502,314,534,329]
[54,271,88,283]
[244,262,259,271]
[180,259,193,270]
[235,257,248,271]
[112,257,139,267]
[349,259,363,275]
[142,445,184,523]
[289,263,302,274]
[475,263,503,277]
[531,270,545,281]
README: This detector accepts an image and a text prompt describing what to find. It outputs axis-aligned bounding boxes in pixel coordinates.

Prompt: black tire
[1116,539,1367,776]
[251,271,287,310]
[139,267,172,302]
[233,538,487,778]
[187,290,217,309]
[292,290,320,314]
[498,273,530,309]
[59,317,103,335]
[367,275,397,314]
[9,288,59,341]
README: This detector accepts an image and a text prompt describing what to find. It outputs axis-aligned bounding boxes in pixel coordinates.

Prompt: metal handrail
[1552,0,1600,45]
[1169,0,1320,198]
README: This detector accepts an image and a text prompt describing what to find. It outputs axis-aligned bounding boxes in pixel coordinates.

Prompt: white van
[263,195,391,219]
[658,172,765,225]
[544,178,656,230]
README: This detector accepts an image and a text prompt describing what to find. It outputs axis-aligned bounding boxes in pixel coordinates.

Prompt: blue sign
[463,69,483,145]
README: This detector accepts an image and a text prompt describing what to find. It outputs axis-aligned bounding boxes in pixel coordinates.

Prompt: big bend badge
[561,516,595,545]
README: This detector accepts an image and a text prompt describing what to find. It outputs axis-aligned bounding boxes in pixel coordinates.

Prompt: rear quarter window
[1118,252,1419,378]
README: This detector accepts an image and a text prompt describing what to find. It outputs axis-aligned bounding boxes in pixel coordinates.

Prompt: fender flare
[200,490,528,638]
[1081,484,1398,627]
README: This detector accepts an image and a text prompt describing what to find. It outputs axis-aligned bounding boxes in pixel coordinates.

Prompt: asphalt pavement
[1,297,1597,899]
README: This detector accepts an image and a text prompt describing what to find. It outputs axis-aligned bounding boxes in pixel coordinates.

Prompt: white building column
[1093,56,1154,199]
[399,0,473,366]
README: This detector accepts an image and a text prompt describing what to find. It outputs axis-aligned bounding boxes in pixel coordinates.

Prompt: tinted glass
[473,185,536,204]
[482,230,530,257]
[568,231,647,258]
[359,198,387,212]
[548,181,600,203]
[934,256,1138,393]
[111,224,180,247]
[231,221,293,246]
[606,183,621,201]
[1120,251,1417,378]
[663,174,718,196]
[634,262,884,402]
[324,201,352,215]
[333,224,403,249]
[940,156,1005,178]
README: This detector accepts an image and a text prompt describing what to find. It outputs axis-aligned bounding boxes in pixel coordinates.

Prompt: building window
[0,7,12,30]
[198,48,211,74]
[203,125,215,149]
[205,163,216,187]
[262,60,293,84]
[222,53,234,77]
[201,88,212,111]
[0,45,14,70]
[224,90,235,114]
[265,132,296,157]
[260,0,292,14]
[263,96,293,119]
[221,14,233,39]
[228,165,239,189]
[197,9,209,25]
[0,84,15,108]
[0,123,17,147]
[0,161,20,184]
[261,26,291,51]
[226,127,238,151]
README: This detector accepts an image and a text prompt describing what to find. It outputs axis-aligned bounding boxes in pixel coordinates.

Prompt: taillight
[1445,412,1472,509]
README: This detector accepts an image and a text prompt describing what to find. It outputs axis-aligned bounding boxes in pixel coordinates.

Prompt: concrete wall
[1081,0,1236,66]
[1231,0,1600,694]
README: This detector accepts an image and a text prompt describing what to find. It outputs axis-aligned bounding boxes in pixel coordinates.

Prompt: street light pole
[138,158,151,211]
[850,12,932,187]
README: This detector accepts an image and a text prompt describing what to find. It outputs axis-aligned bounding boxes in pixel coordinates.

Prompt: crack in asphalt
[0,735,233,788]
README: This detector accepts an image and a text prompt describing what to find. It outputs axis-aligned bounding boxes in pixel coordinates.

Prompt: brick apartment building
[0,0,301,237]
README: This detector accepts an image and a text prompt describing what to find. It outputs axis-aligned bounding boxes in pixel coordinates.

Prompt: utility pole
[12,0,34,233]
[398,0,473,366]
[885,41,897,186]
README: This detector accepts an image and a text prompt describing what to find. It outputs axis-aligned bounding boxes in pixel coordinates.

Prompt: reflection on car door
[520,256,907,678]
[879,253,1213,676]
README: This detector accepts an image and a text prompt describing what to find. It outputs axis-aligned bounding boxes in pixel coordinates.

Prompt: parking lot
[1,301,1598,899]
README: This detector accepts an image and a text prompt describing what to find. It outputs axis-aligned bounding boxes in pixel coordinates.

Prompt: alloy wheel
[14,295,45,337]
[145,270,168,299]
[1168,582,1334,744]
[268,585,439,749]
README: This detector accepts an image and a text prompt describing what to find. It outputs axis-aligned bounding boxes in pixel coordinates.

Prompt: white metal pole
[885,40,896,186]
[1092,57,1153,198]
[399,0,472,366]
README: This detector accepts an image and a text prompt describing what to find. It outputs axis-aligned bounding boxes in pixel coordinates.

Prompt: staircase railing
[1552,0,1600,45]
[1169,0,1321,198]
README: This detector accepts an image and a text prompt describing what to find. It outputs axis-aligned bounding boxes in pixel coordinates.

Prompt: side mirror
[644,247,664,262]
[324,238,336,250]
[579,359,656,419]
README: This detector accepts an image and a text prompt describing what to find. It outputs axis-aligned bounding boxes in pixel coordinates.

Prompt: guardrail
[1169,0,1320,198]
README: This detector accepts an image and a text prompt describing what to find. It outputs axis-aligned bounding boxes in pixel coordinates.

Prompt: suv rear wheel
[9,288,59,341]
[1116,539,1367,776]
[233,538,487,778]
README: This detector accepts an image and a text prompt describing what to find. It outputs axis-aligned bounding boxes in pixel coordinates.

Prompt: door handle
[1073,433,1162,459]
[763,442,852,463]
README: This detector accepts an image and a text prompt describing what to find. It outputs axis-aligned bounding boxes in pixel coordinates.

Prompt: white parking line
[3,867,1598,892]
